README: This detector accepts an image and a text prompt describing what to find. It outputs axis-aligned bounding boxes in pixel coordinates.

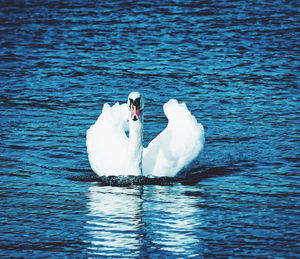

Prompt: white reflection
[86,183,205,258]
[86,184,143,257]
[142,185,205,257]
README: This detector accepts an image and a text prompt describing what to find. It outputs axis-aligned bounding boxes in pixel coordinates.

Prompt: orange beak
[130,104,140,121]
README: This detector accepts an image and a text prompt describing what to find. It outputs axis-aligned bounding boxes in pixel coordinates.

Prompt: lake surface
[1,0,299,258]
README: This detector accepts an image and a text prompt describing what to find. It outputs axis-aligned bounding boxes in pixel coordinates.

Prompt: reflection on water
[86,184,204,258]
[86,177,300,258]
[86,185,143,257]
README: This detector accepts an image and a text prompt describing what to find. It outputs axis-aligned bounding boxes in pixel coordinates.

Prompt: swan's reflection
[86,183,205,257]
[86,184,143,257]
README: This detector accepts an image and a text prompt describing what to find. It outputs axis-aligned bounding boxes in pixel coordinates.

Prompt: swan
[86,92,205,177]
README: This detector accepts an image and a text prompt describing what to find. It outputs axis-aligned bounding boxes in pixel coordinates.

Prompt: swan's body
[86,92,204,177]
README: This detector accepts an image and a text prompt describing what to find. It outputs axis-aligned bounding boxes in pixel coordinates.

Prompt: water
[1,0,299,257]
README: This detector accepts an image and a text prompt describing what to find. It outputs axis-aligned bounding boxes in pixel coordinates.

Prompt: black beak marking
[129,97,141,108]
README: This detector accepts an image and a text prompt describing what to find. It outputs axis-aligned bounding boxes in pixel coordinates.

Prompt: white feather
[143,99,204,177]
[86,102,129,176]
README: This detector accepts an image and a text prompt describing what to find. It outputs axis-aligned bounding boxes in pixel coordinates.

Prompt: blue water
[1,0,299,258]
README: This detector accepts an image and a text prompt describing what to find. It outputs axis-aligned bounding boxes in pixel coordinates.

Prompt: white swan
[86,92,205,177]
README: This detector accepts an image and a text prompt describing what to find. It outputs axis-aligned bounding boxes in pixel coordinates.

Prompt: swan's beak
[129,97,142,121]
[130,104,141,121]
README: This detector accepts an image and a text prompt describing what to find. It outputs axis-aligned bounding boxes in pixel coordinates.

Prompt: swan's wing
[86,102,129,176]
[143,99,204,177]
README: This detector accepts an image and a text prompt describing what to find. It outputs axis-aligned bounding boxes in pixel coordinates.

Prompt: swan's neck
[126,118,143,175]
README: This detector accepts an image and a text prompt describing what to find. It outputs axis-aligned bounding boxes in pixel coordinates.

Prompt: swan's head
[128,92,143,121]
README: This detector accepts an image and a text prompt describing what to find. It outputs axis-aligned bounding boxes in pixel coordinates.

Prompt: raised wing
[86,102,129,176]
[143,99,204,177]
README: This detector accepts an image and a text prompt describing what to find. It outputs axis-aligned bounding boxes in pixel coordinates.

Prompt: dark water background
[1,0,299,258]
